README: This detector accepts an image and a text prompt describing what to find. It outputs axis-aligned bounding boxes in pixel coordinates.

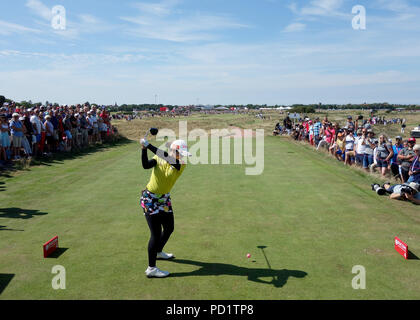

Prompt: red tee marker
[43,236,59,258]
[394,237,408,259]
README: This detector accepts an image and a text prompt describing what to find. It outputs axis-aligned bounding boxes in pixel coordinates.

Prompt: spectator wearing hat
[87,111,94,145]
[408,144,420,183]
[384,182,420,205]
[334,130,346,161]
[354,128,366,166]
[345,116,354,130]
[391,136,404,181]
[398,138,416,182]
[10,113,24,160]
[19,116,32,158]
[362,130,376,171]
[30,109,42,157]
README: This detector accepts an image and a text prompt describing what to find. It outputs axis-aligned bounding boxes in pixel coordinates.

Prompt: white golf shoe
[157,251,175,260]
[145,266,170,278]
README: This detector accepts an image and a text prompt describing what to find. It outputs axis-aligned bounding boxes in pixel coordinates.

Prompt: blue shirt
[10,120,23,137]
[391,144,404,164]
[313,122,322,136]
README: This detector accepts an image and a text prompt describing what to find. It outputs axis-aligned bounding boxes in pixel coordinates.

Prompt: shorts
[376,158,389,168]
[12,136,22,148]
[336,149,345,161]
[64,130,72,139]
[140,189,173,216]
[36,134,42,143]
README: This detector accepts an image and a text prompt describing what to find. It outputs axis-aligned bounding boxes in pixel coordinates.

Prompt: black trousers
[145,212,174,267]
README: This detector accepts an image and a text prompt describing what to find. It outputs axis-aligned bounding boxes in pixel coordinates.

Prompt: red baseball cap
[408,137,416,143]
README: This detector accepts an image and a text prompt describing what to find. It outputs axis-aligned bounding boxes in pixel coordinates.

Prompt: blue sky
[1,0,420,105]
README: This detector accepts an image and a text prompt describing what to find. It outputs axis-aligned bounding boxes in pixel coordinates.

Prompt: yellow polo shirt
[146,155,186,195]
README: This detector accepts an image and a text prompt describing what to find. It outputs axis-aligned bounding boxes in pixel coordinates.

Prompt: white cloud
[121,1,248,42]
[25,0,52,21]
[0,20,41,35]
[283,22,306,32]
[132,0,180,17]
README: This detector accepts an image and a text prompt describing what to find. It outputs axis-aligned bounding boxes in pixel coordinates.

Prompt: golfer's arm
[141,148,157,169]
[146,144,181,171]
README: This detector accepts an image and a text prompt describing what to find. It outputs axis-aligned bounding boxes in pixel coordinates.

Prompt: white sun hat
[170,140,192,157]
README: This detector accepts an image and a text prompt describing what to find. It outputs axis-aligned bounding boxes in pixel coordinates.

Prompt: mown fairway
[1,135,419,300]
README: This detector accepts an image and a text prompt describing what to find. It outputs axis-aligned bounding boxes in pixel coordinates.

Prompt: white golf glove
[140,138,149,148]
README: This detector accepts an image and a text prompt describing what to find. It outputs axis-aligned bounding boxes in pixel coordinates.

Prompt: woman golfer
[140,137,190,278]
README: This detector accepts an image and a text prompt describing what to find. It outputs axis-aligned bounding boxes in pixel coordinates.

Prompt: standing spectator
[87,111,94,145]
[408,144,420,183]
[375,134,394,177]
[0,115,10,163]
[391,136,404,181]
[44,115,54,155]
[313,117,322,147]
[354,129,366,166]
[63,111,73,151]
[79,110,89,148]
[91,108,100,143]
[30,109,42,157]
[10,113,24,160]
[70,110,79,150]
[345,116,354,130]
[397,138,416,182]
[19,116,32,158]
[283,116,292,135]
[363,130,376,171]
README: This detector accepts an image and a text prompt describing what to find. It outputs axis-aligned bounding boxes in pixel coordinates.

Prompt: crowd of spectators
[274,114,420,185]
[0,102,118,167]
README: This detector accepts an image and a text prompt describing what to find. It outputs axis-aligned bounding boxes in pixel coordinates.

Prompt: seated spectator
[273,122,282,136]
[344,129,356,165]
[383,182,420,205]
[408,144,420,183]
[334,130,346,161]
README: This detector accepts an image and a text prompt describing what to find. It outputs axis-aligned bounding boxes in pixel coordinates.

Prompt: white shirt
[345,135,355,150]
[30,115,42,134]
[356,137,366,154]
